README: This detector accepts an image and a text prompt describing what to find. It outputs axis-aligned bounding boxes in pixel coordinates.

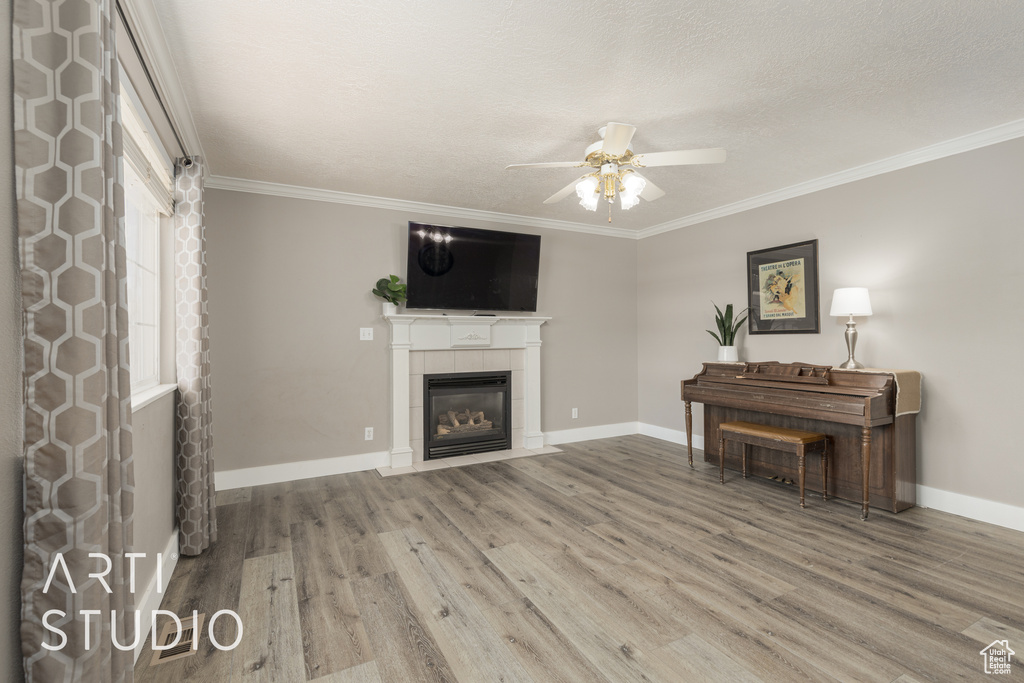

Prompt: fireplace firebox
[424,371,511,459]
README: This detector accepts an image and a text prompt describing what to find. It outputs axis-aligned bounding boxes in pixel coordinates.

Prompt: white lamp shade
[829,287,872,317]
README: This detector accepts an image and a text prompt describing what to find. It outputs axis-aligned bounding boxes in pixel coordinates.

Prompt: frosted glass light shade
[830,287,872,317]
[622,173,645,195]
[620,173,646,210]
[576,177,599,211]
[618,171,643,208]
[620,191,640,210]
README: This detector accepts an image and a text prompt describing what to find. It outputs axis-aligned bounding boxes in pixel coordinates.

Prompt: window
[124,164,166,392]
[120,80,174,395]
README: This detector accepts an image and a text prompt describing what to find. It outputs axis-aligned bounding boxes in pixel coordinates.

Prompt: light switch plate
[359,328,373,340]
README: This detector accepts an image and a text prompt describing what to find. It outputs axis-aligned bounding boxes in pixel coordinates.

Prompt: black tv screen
[405,222,541,312]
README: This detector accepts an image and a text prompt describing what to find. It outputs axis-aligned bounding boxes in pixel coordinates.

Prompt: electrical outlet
[572,408,578,419]
[364,427,373,440]
[359,328,373,341]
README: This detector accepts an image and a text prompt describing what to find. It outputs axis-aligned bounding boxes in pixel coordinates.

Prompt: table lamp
[829,287,872,369]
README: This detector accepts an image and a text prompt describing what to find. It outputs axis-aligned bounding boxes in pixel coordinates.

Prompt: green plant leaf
[710,302,724,338]
[713,302,724,322]
[372,275,408,304]
[707,329,723,345]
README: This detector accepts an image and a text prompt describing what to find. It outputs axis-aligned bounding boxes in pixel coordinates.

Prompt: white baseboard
[215,450,391,491]
[545,421,640,445]
[217,426,682,488]
[211,430,1024,534]
[916,485,1024,533]
[134,530,179,663]
[637,422,705,451]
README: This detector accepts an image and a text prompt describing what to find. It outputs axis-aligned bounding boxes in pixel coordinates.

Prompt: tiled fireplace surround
[410,348,525,461]
[384,313,550,470]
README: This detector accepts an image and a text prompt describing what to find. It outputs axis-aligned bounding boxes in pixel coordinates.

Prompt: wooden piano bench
[718,421,828,509]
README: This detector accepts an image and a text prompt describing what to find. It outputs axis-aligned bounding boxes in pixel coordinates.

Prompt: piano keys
[682,361,919,518]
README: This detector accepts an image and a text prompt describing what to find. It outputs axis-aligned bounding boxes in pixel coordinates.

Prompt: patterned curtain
[14,1,135,681]
[174,157,216,556]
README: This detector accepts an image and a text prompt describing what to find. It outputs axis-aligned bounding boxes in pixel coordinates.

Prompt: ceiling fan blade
[543,175,589,204]
[630,148,727,167]
[505,161,589,170]
[601,122,637,157]
[634,173,665,201]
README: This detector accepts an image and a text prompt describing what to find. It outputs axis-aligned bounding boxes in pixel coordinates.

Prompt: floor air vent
[149,613,205,666]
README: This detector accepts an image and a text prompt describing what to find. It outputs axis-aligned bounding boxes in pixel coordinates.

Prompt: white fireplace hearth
[385,312,549,468]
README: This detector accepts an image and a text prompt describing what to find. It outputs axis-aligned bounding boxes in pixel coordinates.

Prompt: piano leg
[685,401,693,468]
[822,438,828,502]
[798,451,806,508]
[861,426,871,520]
[719,433,725,484]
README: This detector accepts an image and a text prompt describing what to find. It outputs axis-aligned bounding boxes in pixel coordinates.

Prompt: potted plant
[707,302,748,362]
[372,274,407,315]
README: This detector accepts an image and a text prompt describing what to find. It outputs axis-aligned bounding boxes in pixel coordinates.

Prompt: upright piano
[682,361,919,518]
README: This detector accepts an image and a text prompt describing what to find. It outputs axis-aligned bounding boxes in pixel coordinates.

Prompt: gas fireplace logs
[437,410,493,436]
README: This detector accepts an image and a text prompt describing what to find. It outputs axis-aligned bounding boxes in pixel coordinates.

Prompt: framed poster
[746,239,820,334]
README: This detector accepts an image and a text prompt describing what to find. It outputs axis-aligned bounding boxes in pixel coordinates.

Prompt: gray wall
[638,136,1024,507]
[1,5,25,679]
[204,190,638,472]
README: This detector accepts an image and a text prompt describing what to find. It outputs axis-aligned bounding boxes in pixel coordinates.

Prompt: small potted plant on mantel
[707,302,748,362]
[372,274,407,316]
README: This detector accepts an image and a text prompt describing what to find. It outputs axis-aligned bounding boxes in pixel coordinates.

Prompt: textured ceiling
[152,0,1024,231]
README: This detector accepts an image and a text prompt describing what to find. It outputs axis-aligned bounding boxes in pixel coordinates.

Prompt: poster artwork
[758,258,806,320]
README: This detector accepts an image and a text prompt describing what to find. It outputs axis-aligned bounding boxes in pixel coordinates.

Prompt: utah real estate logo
[980,640,1014,675]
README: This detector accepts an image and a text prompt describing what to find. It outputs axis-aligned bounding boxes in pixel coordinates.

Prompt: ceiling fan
[506,122,726,221]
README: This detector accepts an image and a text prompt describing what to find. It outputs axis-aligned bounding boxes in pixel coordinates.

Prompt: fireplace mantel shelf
[385,313,548,321]
[385,312,549,352]
[385,313,551,323]
[386,311,549,468]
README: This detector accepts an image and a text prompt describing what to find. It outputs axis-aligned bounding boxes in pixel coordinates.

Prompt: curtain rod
[115,0,190,161]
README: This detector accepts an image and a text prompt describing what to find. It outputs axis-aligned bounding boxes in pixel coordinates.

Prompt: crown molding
[118,0,206,163]
[205,176,640,240]
[637,117,1024,239]
[209,116,1024,243]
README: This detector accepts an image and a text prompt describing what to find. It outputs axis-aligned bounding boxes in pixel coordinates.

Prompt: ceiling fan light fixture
[507,122,725,218]
[576,176,599,211]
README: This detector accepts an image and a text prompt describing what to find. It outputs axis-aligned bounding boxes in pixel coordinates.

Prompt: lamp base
[839,318,865,370]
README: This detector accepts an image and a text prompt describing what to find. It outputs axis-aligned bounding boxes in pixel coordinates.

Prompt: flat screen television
[405,222,541,312]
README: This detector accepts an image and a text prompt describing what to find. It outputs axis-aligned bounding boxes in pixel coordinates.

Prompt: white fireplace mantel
[385,312,549,468]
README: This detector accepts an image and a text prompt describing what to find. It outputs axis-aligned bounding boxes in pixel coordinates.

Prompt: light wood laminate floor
[135,435,1024,682]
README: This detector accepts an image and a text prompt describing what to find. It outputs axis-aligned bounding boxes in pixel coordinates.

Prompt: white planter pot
[382,301,398,317]
[717,346,738,362]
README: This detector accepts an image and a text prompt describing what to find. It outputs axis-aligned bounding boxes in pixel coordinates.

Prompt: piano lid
[682,361,901,425]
